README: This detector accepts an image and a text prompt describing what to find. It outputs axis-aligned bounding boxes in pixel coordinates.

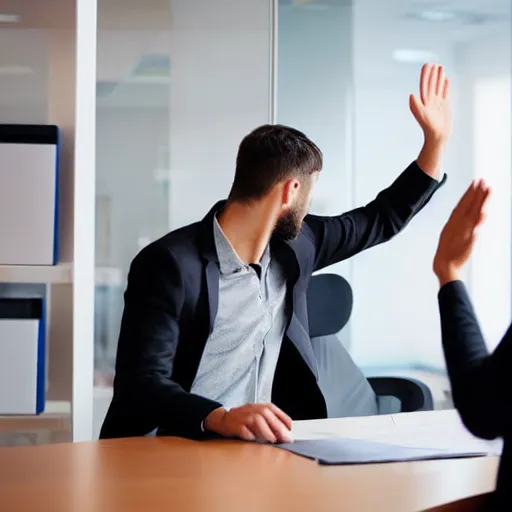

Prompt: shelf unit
[0,0,98,444]
[0,401,70,435]
[0,264,73,284]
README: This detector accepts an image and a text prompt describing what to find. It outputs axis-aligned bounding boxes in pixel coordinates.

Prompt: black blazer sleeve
[100,244,222,439]
[303,162,445,271]
[438,280,512,440]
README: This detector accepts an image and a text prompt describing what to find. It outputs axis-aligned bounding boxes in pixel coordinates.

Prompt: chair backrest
[307,273,353,338]
[306,273,380,418]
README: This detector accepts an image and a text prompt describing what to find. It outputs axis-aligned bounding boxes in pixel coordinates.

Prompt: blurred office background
[90,0,511,436]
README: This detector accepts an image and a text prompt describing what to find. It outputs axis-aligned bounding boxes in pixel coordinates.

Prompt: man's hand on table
[204,403,293,444]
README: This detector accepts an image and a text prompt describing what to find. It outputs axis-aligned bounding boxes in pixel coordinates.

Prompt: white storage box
[0,298,45,414]
[0,124,59,265]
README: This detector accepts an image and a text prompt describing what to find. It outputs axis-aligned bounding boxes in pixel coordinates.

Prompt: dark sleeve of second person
[438,280,512,439]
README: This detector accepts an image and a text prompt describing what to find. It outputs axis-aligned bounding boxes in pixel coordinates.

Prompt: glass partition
[278,0,511,408]
[94,0,273,437]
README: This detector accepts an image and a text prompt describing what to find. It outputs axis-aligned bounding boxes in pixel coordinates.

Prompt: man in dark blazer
[101,63,452,442]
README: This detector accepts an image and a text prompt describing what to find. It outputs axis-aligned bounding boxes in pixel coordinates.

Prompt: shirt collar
[213,215,270,276]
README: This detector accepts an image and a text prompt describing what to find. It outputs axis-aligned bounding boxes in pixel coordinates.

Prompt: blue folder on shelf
[277,436,488,465]
[0,298,45,414]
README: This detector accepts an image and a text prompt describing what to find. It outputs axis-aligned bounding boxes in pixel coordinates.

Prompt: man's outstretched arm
[304,63,451,271]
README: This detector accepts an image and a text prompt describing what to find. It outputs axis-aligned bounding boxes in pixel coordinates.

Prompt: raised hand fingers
[442,76,450,99]
[453,180,491,229]
[469,180,491,226]
[420,63,448,103]
[435,66,445,96]
[429,65,440,96]
[420,63,431,104]
[453,181,478,217]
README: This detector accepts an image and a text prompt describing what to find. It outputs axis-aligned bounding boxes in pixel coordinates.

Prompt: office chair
[307,273,434,417]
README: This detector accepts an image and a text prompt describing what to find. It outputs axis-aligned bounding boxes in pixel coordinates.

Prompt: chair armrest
[367,376,434,413]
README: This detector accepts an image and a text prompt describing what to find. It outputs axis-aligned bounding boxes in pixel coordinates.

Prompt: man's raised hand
[410,63,452,144]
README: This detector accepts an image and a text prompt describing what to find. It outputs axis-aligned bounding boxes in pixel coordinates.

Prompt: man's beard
[272,207,303,241]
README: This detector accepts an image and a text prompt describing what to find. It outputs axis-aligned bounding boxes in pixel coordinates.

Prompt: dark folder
[277,436,488,465]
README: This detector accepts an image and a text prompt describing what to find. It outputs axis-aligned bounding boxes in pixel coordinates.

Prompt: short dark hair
[228,124,323,202]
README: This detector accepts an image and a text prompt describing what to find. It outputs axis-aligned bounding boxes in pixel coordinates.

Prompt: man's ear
[282,179,301,209]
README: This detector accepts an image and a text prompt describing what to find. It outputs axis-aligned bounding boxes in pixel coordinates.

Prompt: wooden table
[0,411,500,512]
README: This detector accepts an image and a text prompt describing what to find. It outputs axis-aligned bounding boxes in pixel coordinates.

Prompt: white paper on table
[292,410,503,456]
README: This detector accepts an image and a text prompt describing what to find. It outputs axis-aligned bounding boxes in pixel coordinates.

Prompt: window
[278,0,512,372]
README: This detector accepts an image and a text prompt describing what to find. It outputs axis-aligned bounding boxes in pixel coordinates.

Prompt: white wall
[277,3,354,346]
[93,0,272,371]
[457,34,512,351]
[348,29,468,368]
[0,29,49,118]
[278,4,353,217]
[96,107,169,273]
[95,107,169,366]
[167,0,273,230]
[275,2,511,370]
[343,3,511,370]
[93,1,511,379]
[92,0,273,435]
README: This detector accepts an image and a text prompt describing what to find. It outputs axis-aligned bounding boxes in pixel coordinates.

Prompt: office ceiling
[1,0,509,30]
[355,0,511,40]
[0,0,509,110]
[0,0,171,29]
